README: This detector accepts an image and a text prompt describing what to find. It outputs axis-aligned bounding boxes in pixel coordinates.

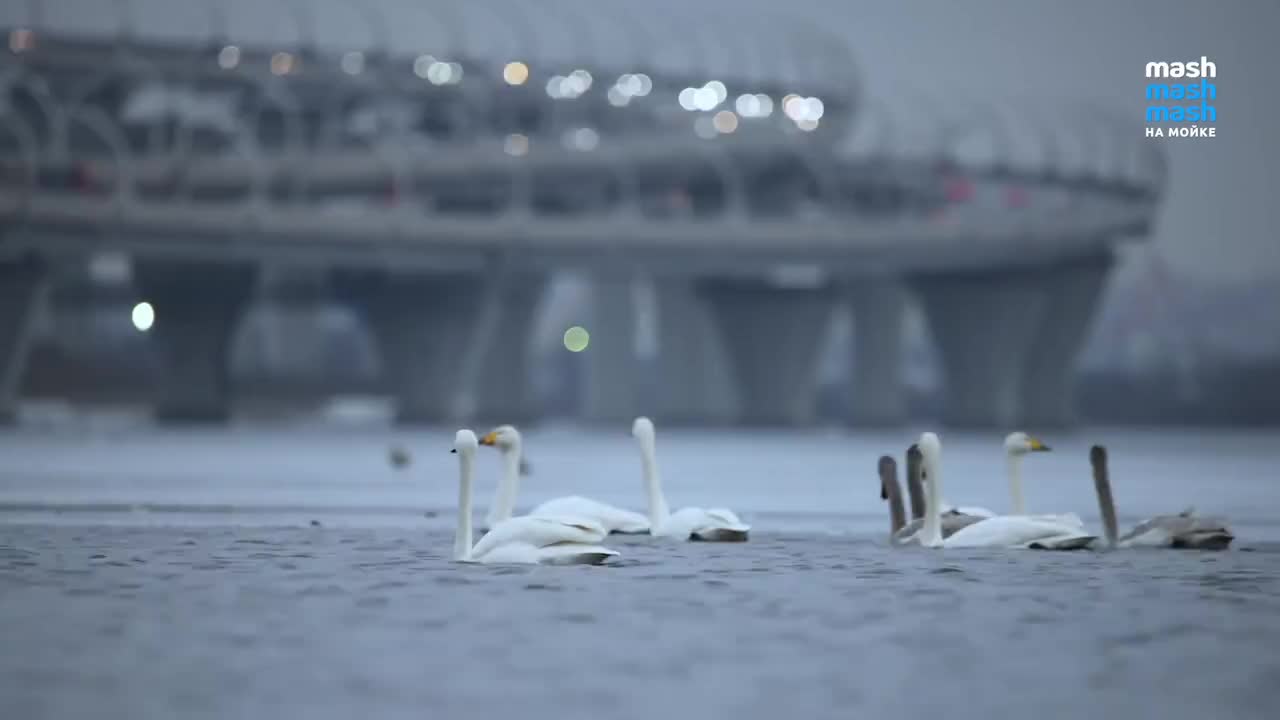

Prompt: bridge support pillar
[469,273,548,426]
[582,274,641,423]
[847,278,908,426]
[701,279,834,426]
[332,271,484,425]
[652,277,737,424]
[913,252,1113,428]
[134,260,258,423]
[0,256,48,424]
[1018,253,1114,428]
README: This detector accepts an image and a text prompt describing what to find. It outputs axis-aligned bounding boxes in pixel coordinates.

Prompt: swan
[883,453,984,544]
[632,416,750,541]
[1089,445,1234,550]
[449,429,620,565]
[914,432,1096,550]
[478,425,651,534]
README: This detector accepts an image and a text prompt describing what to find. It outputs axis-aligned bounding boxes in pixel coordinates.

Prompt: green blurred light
[563,325,590,352]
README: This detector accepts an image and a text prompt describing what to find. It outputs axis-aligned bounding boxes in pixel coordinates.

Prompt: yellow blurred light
[503,61,529,85]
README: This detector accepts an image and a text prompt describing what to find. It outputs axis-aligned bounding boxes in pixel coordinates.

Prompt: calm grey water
[2,424,1279,719]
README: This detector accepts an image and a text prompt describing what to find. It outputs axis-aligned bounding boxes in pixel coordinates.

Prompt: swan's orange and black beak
[450,448,457,454]
[1029,436,1051,452]
[478,431,499,447]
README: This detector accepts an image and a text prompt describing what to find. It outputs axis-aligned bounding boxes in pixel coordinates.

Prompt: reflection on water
[1,426,1279,718]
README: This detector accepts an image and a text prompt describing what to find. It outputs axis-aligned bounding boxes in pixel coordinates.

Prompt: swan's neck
[486,445,522,527]
[905,452,926,521]
[921,454,944,547]
[1092,461,1119,548]
[640,439,670,528]
[1006,454,1026,515]
[454,452,475,561]
[882,469,906,538]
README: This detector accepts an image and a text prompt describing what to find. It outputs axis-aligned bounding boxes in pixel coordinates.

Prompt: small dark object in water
[309,520,322,527]
[423,510,437,519]
[388,445,411,470]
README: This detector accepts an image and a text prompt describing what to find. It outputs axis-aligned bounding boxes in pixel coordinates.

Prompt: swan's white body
[632,417,750,541]
[915,432,1095,550]
[480,425,650,535]
[452,430,619,565]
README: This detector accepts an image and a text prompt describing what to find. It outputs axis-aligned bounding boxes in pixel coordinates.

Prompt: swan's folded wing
[945,516,1091,549]
[704,508,749,530]
[531,496,651,534]
[535,543,620,565]
[471,515,607,559]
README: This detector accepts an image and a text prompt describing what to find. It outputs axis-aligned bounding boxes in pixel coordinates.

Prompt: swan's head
[632,416,655,442]
[1090,444,1107,467]
[878,456,895,500]
[1004,431,1051,456]
[478,425,521,452]
[918,432,941,463]
[451,429,478,456]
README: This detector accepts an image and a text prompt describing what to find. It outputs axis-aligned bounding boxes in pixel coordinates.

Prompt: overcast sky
[11,0,1278,284]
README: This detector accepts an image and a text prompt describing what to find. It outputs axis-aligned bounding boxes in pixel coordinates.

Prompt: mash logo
[1144,56,1217,139]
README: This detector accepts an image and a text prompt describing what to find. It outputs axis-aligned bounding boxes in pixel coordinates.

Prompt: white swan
[1089,445,1234,550]
[450,429,619,565]
[883,453,983,544]
[632,417,750,541]
[915,432,1096,550]
[479,425,651,534]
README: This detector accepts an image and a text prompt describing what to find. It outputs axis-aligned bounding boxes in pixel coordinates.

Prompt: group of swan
[448,417,749,565]
[879,432,1234,551]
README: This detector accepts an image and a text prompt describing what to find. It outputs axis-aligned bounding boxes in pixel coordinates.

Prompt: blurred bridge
[0,1,1164,428]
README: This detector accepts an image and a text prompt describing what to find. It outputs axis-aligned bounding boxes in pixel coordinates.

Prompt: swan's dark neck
[905,444,925,521]
[879,456,906,538]
[1090,445,1119,548]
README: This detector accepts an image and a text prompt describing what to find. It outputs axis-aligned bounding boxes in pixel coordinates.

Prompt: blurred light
[9,28,35,54]
[341,51,365,75]
[131,302,155,332]
[270,52,295,76]
[705,80,728,105]
[503,133,529,157]
[413,54,435,79]
[607,85,631,107]
[635,73,653,96]
[503,61,529,85]
[448,62,464,84]
[693,86,718,112]
[565,69,592,96]
[796,118,820,132]
[88,252,131,284]
[217,45,240,70]
[735,93,774,118]
[782,94,803,119]
[678,88,697,111]
[546,75,566,98]
[783,95,825,124]
[563,326,590,352]
[693,116,717,139]
[563,127,599,151]
[713,110,739,134]
[426,60,451,85]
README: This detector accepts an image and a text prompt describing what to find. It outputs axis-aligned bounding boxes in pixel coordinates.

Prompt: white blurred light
[693,86,719,112]
[705,80,727,105]
[503,133,529,156]
[635,73,653,96]
[564,127,600,151]
[131,302,155,332]
[566,69,592,95]
[735,94,759,117]
[448,62,463,83]
[796,118,820,132]
[756,94,774,117]
[607,85,631,107]
[341,51,364,75]
[693,116,717,139]
[413,55,435,79]
[678,87,697,111]
[217,45,240,70]
[547,75,565,98]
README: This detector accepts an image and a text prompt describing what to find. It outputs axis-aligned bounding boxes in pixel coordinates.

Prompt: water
[2,424,1279,719]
